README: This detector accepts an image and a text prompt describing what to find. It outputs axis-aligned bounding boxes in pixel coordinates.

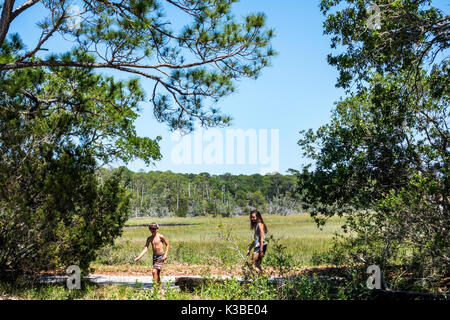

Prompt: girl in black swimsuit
[246,210,268,273]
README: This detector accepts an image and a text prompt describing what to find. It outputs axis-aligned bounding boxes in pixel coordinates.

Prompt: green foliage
[198,277,277,300]
[297,69,449,287]
[112,168,300,217]
[198,235,371,300]
[0,75,135,278]
[276,275,334,300]
[0,273,374,300]
[0,51,162,166]
[0,278,191,300]
[95,241,136,265]
[172,242,204,264]
[263,235,293,277]
[0,0,276,132]
[320,0,448,89]
[299,0,449,290]
[0,149,130,278]
[248,191,267,212]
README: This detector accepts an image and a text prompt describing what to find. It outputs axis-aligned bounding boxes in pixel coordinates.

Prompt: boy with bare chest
[134,222,170,290]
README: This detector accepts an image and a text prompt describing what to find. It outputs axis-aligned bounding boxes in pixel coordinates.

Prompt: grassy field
[1,214,350,300]
[1,214,364,300]
[92,214,345,274]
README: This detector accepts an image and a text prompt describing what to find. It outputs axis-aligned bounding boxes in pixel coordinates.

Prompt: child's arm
[246,241,255,256]
[161,234,170,261]
[134,237,151,263]
[258,223,265,257]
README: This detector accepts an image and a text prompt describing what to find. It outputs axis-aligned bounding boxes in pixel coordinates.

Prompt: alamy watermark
[66,265,81,290]
[171,128,279,174]
[366,2,381,30]
[66,5,82,31]
[366,265,382,290]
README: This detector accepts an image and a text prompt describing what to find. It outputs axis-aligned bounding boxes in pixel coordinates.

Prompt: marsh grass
[94,214,344,270]
[0,215,367,301]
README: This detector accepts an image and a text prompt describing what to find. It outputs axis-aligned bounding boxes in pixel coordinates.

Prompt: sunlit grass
[0,280,194,300]
[0,215,353,300]
[94,214,345,268]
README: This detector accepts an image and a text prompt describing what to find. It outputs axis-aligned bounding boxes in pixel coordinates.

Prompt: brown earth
[88,262,347,278]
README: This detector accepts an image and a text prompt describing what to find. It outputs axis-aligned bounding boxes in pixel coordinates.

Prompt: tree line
[100,168,302,218]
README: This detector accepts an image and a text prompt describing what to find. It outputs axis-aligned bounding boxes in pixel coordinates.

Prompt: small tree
[298,70,449,286]
[296,0,449,290]
[0,141,130,279]
[249,191,267,213]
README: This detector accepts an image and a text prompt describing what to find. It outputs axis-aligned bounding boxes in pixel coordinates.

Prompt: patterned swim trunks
[153,253,165,270]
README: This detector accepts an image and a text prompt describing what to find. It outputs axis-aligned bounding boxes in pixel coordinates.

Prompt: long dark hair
[250,210,268,233]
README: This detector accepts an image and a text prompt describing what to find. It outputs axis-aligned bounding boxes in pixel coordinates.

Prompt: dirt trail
[90,262,243,277]
[90,262,343,277]
[88,262,331,278]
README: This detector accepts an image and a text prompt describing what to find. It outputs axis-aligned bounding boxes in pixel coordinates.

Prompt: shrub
[0,155,130,280]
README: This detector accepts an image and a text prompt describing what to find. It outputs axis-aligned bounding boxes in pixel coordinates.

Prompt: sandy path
[39,274,252,290]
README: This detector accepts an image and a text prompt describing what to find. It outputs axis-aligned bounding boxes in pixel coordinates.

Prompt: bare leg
[157,270,162,292]
[252,253,263,274]
[152,268,162,292]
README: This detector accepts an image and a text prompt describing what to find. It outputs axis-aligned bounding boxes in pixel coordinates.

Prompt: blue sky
[131,0,346,175]
[9,0,449,175]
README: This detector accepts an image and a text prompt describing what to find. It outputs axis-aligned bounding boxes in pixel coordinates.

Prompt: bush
[198,277,277,300]
[263,235,294,276]
[0,152,130,280]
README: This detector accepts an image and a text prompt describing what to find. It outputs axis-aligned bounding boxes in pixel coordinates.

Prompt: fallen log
[175,277,209,292]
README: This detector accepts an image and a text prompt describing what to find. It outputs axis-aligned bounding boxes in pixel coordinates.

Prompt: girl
[246,210,268,273]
